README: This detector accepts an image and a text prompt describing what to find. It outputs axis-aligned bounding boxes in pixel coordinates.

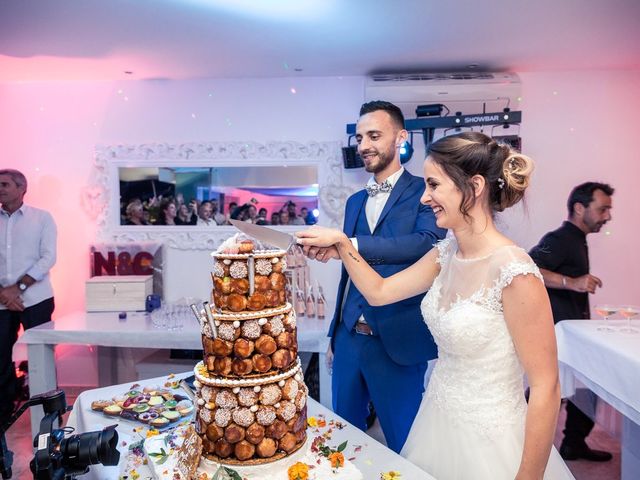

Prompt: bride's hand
[295,226,348,249]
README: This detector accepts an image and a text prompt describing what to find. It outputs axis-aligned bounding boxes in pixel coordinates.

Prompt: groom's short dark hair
[359,101,405,131]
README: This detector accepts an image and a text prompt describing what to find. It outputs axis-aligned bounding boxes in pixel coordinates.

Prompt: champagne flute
[594,304,618,332]
[619,305,639,334]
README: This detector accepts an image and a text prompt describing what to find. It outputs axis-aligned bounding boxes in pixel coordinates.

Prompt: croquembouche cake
[193,236,308,466]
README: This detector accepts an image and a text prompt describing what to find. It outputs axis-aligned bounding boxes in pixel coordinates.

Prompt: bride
[296,132,574,480]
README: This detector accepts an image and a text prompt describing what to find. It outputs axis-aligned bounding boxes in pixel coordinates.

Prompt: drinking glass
[619,305,639,334]
[594,304,618,332]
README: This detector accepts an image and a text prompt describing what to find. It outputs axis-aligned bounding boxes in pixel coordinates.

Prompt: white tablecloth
[555,319,640,480]
[66,372,435,480]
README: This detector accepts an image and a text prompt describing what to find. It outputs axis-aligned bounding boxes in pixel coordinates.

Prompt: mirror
[118,166,319,226]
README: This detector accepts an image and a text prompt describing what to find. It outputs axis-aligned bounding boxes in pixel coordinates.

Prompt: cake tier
[211,250,288,313]
[193,360,308,465]
[202,304,297,378]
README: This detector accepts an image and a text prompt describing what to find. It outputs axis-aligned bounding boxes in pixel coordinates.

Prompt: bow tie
[365,180,393,197]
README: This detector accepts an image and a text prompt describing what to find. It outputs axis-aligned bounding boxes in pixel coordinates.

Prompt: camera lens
[60,425,120,472]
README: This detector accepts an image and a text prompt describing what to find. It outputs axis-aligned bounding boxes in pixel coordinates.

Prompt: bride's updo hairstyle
[426,131,534,220]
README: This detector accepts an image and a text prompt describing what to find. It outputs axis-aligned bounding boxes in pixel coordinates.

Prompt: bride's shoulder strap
[492,246,543,291]
[434,236,455,266]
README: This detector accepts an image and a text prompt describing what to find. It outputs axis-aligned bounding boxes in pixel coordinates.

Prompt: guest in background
[279,210,290,225]
[529,181,614,462]
[285,201,305,225]
[156,199,177,225]
[210,200,226,225]
[224,201,238,225]
[0,169,57,428]
[175,201,198,225]
[197,201,216,226]
[247,204,258,223]
[256,207,269,225]
[270,211,281,225]
[125,201,148,225]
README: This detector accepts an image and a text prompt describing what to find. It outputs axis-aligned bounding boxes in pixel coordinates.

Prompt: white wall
[2,69,639,386]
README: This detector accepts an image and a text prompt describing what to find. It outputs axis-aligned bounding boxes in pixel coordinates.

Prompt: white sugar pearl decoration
[233,387,240,394]
[274,402,281,409]
[254,386,261,393]
[197,398,205,406]
[215,321,221,326]
[258,318,267,326]
[194,380,202,388]
[223,259,232,265]
[271,258,279,264]
[278,380,285,387]
[250,405,258,412]
[295,374,302,382]
[233,321,240,328]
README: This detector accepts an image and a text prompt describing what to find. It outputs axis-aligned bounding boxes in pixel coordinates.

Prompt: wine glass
[619,305,639,334]
[594,304,618,332]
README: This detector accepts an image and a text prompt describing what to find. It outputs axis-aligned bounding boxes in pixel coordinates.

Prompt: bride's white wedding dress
[401,238,574,479]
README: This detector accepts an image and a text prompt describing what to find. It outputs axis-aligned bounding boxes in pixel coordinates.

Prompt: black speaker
[342,146,364,169]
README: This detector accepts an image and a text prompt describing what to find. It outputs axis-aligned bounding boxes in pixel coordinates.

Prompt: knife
[229,219,296,251]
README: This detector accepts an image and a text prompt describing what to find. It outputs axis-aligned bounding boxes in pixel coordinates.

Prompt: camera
[0,389,120,479]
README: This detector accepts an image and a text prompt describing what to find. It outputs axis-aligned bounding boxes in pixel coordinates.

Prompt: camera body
[1,390,120,480]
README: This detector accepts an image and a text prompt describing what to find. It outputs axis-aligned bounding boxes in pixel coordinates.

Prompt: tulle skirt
[401,398,575,480]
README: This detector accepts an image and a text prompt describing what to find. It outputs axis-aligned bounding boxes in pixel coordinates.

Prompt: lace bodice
[422,237,543,437]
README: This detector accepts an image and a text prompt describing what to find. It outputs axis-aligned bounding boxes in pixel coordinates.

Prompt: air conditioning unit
[365,72,521,116]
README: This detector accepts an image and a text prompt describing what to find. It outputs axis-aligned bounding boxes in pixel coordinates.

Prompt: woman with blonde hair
[297,132,573,479]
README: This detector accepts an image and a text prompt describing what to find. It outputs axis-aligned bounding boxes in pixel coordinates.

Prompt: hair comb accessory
[497,178,505,190]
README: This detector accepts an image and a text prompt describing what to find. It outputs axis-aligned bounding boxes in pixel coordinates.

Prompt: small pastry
[269,272,286,291]
[264,290,281,307]
[234,440,256,461]
[263,317,284,336]
[247,293,267,311]
[256,406,276,426]
[217,323,239,342]
[253,275,271,292]
[177,403,194,416]
[150,417,170,428]
[202,438,216,454]
[231,358,253,376]
[259,384,282,406]
[294,428,306,443]
[271,349,293,369]
[278,289,286,304]
[137,411,158,423]
[230,278,250,294]
[237,388,258,407]
[199,407,213,425]
[215,391,238,409]
[200,385,216,403]
[213,292,229,309]
[251,354,272,373]
[214,439,233,458]
[292,407,307,432]
[226,294,248,312]
[245,423,265,445]
[224,423,246,444]
[90,400,112,411]
[294,390,307,410]
[233,338,254,358]
[230,261,248,279]
[232,407,255,428]
[214,357,233,376]
[206,423,225,442]
[162,410,181,421]
[241,319,261,340]
[132,403,150,413]
[281,378,299,400]
[214,408,232,428]
[119,410,138,421]
[254,335,277,355]
[256,437,277,458]
[278,432,297,453]
[276,331,294,349]
[238,240,255,253]
[276,401,296,422]
[212,338,234,356]
[265,419,288,440]
[219,277,233,294]
[202,336,216,355]
[213,261,226,278]
[205,354,216,373]
[255,259,273,276]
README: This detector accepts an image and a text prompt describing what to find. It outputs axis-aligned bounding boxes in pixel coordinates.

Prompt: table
[18,310,332,437]
[555,319,640,480]
[65,372,435,480]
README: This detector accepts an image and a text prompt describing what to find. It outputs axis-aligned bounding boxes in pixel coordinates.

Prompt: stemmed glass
[594,304,618,332]
[619,305,639,334]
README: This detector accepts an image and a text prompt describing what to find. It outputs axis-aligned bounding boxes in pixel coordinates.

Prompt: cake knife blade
[229,219,296,251]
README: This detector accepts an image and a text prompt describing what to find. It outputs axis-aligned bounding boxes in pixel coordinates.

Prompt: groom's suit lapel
[344,189,369,237]
[373,170,412,233]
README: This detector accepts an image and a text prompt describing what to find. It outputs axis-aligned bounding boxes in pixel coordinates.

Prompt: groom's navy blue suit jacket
[328,169,446,365]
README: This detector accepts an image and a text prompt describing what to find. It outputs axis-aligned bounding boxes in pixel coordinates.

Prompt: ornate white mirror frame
[82,141,353,250]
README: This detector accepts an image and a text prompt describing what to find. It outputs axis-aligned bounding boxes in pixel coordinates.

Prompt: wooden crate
[85,275,153,312]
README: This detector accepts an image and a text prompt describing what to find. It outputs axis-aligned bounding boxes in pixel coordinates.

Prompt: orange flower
[288,462,310,480]
[328,451,345,468]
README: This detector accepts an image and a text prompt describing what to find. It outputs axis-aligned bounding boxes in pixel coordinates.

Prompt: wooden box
[85,275,153,312]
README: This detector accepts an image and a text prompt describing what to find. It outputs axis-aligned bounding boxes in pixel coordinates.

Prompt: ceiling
[1,0,639,82]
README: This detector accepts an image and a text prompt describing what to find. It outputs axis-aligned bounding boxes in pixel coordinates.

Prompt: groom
[307,101,445,452]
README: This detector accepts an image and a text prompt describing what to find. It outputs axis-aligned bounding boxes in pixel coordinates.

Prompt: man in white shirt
[0,169,57,425]
[197,201,217,226]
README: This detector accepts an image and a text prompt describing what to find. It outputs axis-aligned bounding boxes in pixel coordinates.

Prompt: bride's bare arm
[296,227,440,305]
[502,275,560,480]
